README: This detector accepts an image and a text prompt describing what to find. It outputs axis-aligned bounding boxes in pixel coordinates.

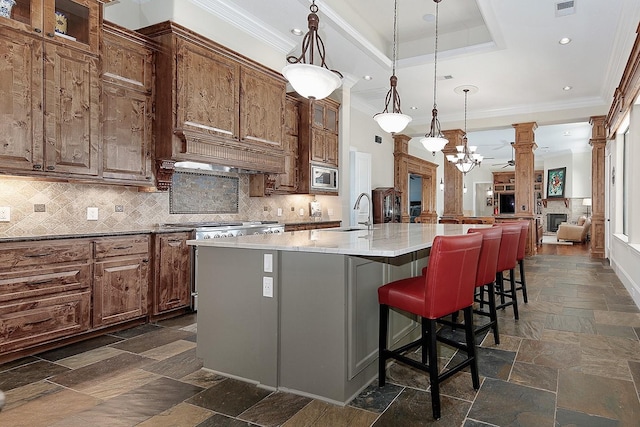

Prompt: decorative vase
[55,11,68,34]
[0,0,16,19]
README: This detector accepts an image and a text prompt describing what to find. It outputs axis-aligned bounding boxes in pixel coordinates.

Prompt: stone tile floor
[1,253,639,426]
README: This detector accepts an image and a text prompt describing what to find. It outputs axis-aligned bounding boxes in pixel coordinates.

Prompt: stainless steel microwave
[311,164,339,192]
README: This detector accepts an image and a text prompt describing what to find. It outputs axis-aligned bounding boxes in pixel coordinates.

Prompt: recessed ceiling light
[563,131,571,136]
[410,106,418,110]
[363,75,373,81]
[423,13,435,23]
[563,86,572,91]
[290,28,304,36]
[559,37,571,45]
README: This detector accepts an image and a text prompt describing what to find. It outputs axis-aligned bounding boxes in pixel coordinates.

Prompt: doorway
[409,174,422,222]
[474,182,494,217]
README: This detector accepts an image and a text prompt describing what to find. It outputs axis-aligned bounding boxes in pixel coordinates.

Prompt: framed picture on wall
[547,167,566,198]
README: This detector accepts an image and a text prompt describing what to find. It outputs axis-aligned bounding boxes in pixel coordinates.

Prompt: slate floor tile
[0,360,70,391]
[186,378,272,417]
[349,383,404,413]
[37,334,124,361]
[238,391,312,426]
[467,378,555,426]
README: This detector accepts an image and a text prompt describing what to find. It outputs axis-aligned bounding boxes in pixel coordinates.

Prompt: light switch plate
[87,207,99,221]
[262,277,273,298]
[263,253,273,273]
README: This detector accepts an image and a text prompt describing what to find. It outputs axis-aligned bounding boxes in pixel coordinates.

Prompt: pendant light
[283,0,343,100]
[446,87,483,174]
[420,0,448,155]
[373,0,412,133]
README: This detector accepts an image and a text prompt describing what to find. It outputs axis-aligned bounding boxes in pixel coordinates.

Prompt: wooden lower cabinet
[0,240,93,354]
[153,232,192,315]
[92,235,150,327]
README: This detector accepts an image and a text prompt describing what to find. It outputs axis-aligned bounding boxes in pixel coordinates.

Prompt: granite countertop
[0,226,195,243]
[189,223,485,257]
[281,219,341,226]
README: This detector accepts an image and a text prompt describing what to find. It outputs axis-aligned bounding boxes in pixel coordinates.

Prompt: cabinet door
[155,233,191,314]
[240,67,285,148]
[102,84,152,183]
[310,130,325,163]
[275,133,298,192]
[324,132,338,166]
[324,104,338,133]
[0,0,43,34]
[176,38,239,139]
[46,0,100,54]
[0,30,44,172]
[43,43,99,175]
[93,256,149,327]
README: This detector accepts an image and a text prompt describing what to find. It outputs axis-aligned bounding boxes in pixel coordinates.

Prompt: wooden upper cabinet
[138,21,286,182]
[3,0,102,54]
[302,97,339,167]
[176,37,240,139]
[101,23,154,185]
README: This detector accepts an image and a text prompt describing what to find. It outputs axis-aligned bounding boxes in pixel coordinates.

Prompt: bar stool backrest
[494,223,521,272]
[468,227,502,287]
[517,221,530,261]
[423,233,483,319]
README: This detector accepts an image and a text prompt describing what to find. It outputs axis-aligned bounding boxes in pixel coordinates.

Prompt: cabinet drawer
[0,241,92,270]
[0,264,91,303]
[94,235,150,259]
[0,290,91,353]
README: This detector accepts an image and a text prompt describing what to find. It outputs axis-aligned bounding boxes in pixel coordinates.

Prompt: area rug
[542,235,573,245]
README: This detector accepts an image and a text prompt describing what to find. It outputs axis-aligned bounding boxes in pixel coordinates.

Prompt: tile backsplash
[0,176,343,238]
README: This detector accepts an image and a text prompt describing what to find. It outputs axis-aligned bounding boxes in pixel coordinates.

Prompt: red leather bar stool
[468,226,503,344]
[493,223,522,320]
[514,220,530,303]
[440,227,503,344]
[378,233,483,420]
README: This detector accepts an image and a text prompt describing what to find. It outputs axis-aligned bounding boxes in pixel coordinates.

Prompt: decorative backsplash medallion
[170,170,239,214]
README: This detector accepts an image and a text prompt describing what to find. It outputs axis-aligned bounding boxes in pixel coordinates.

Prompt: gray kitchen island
[189,223,481,405]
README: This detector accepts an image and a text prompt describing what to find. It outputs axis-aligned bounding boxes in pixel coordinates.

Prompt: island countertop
[188,223,486,257]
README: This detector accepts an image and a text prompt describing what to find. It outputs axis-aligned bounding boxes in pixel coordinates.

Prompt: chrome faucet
[353,192,373,231]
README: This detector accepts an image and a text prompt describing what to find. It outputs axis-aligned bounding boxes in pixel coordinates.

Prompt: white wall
[348,109,394,189]
[571,151,592,198]
[544,152,573,198]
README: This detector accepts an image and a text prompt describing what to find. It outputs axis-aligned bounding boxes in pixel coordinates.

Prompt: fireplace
[547,213,568,232]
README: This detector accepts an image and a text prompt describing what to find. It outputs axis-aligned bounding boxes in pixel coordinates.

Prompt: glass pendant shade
[282,64,341,100]
[374,112,412,133]
[420,136,448,153]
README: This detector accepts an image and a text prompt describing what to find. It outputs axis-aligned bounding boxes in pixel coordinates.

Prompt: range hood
[174,161,262,174]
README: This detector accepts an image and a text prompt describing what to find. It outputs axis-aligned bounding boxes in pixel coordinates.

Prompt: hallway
[0,251,638,426]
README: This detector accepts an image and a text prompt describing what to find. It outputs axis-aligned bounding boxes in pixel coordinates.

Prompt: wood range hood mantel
[138,21,287,190]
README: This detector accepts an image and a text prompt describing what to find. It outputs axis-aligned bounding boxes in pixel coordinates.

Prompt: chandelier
[373,0,412,133]
[446,87,483,174]
[282,0,343,100]
[420,0,448,155]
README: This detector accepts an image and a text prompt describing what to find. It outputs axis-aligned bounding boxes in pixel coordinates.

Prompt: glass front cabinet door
[373,187,402,224]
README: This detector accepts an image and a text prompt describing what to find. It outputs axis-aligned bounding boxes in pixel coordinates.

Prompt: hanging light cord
[432,0,440,110]
[286,0,343,77]
[392,0,398,76]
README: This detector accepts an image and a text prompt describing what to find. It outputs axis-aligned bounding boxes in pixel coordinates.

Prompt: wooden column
[513,122,537,256]
[589,115,606,259]
[513,122,537,216]
[441,129,465,220]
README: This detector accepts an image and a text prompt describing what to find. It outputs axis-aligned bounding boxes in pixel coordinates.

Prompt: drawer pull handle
[27,317,53,326]
[168,239,182,243]
[30,279,53,285]
[113,245,133,250]
[24,253,53,258]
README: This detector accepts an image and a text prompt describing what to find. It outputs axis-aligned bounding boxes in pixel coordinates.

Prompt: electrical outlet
[299,208,304,216]
[87,207,99,221]
[34,204,46,212]
[277,208,282,217]
[262,276,273,298]
[0,206,10,222]
[328,208,334,216]
[115,205,124,212]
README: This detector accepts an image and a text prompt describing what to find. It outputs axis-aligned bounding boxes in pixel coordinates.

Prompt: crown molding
[188,0,296,54]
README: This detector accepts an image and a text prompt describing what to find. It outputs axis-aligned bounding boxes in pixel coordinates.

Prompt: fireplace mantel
[541,198,569,208]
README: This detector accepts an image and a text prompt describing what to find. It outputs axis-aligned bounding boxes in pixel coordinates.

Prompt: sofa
[557,216,591,243]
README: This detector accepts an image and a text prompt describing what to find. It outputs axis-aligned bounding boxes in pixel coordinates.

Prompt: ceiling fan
[492,142,515,168]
